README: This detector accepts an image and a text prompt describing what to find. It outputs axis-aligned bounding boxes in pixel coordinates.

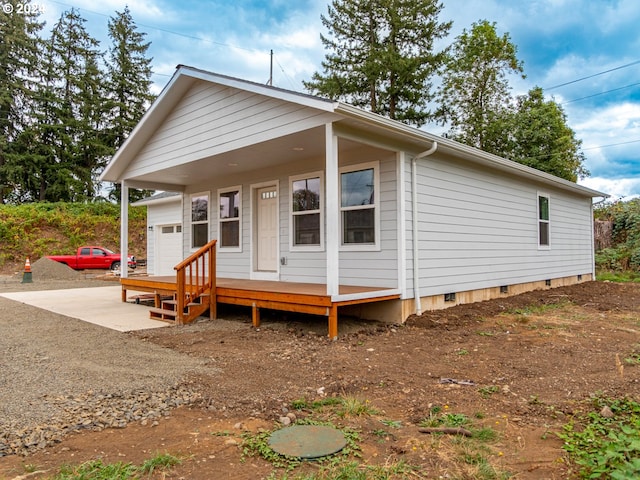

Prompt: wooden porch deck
[120,276,400,339]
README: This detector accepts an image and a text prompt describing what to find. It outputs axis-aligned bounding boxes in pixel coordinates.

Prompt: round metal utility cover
[269,425,346,459]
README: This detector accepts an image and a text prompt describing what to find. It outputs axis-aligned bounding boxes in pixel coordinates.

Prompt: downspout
[411,141,437,315]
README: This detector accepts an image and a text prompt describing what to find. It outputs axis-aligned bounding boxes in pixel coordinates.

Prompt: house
[132,192,182,276]
[100,65,606,336]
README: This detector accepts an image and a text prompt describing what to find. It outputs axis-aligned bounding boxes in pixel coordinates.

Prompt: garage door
[156,224,183,276]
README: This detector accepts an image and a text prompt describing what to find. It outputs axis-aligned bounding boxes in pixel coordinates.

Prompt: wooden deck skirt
[120,276,400,339]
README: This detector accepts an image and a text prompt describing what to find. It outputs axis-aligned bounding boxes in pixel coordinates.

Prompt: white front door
[256,186,278,271]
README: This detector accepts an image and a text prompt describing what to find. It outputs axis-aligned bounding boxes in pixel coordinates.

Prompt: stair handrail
[174,239,217,323]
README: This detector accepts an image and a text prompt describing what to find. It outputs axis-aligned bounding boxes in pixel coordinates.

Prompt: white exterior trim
[325,123,339,296]
[217,185,243,253]
[397,152,408,299]
[288,171,325,252]
[339,160,381,252]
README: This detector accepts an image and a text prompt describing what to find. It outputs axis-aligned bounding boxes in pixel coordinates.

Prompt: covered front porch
[120,275,400,339]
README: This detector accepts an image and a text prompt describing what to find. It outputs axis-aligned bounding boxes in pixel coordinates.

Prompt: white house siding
[123,81,335,179]
[409,153,594,298]
[146,200,182,275]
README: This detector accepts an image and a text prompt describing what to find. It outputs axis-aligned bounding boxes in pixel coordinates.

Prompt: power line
[561,82,640,105]
[545,59,640,90]
[582,138,640,151]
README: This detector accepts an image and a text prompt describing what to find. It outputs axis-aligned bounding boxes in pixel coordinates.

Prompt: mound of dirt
[30,257,82,281]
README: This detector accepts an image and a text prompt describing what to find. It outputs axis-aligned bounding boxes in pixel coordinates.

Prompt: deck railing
[174,239,217,323]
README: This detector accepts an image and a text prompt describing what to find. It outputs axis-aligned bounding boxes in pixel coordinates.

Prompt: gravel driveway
[0,276,209,456]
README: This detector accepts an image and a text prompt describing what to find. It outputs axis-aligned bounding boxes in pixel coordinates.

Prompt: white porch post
[120,181,129,279]
[325,123,339,296]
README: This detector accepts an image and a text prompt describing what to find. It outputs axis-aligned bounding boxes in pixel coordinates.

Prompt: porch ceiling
[123,121,401,191]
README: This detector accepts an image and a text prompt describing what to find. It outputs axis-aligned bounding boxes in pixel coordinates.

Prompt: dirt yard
[0,279,639,479]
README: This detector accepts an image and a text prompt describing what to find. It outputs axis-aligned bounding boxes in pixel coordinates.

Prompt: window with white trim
[190,193,209,248]
[538,193,550,247]
[290,173,323,249]
[340,162,378,247]
[218,187,241,250]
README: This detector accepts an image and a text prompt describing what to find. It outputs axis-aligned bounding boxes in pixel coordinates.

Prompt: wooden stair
[149,293,211,322]
[148,239,217,324]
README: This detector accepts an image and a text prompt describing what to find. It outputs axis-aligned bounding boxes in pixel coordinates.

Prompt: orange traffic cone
[21,257,33,283]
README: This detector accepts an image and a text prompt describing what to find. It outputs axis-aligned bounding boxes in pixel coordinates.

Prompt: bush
[595,199,640,274]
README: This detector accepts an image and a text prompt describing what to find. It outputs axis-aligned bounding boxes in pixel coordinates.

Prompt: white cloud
[579,177,640,200]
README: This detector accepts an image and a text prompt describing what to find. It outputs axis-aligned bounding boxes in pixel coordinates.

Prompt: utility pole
[268,49,273,86]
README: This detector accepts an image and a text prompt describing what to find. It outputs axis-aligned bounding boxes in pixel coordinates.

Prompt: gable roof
[101,65,606,199]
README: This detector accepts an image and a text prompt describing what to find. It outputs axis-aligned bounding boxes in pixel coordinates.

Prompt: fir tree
[32,8,108,201]
[0,0,43,203]
[304,0,451,126]
[106,6,155,202]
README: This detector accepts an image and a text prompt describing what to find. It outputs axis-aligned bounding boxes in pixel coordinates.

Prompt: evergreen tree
[436,20,524,152]
[31,8,108,201]
[0,0,43,203]
[304,0,451,126]
[105,6,155,202]
[507,87,589,182]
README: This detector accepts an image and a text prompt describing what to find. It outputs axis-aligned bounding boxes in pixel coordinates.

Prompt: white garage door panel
[156,224,183,276]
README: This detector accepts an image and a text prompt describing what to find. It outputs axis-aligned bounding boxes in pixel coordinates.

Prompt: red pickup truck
[47,246,136,271]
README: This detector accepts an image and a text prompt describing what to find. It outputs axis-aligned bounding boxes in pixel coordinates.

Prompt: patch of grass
[379,419,402,429]
[419,411,471,429]
[507,301,569,316]
[51,452,182,480]
[139,452,181,475]
[337,397,380,418]
[290,396,343,412]
[559,395,640,478]
[597,270,640,283]
[281,459,419,479]
[624,345,640,365]
[478,385,500,399]
[53,460,138,480]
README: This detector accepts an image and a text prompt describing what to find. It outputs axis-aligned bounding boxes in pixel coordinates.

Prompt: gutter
[411,141,438,315]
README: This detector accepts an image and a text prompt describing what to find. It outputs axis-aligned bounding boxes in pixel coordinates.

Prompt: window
[538,194,550,247]
[340,163,378,247]
[190,193,209,248]
[290,173,323,249]
[218,187,241,249]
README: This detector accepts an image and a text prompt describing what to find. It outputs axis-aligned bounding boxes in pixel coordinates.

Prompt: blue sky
[39,0,640,200]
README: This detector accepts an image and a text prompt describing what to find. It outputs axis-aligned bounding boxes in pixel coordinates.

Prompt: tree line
[0,1,154,204]
[1,0,589,206]
[305,0,589,182]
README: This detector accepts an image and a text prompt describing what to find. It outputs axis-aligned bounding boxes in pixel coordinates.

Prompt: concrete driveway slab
[0,286,168,332]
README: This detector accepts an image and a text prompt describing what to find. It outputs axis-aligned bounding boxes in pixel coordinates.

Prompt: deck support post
[252,302,261,328]
[328,305,338,341]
